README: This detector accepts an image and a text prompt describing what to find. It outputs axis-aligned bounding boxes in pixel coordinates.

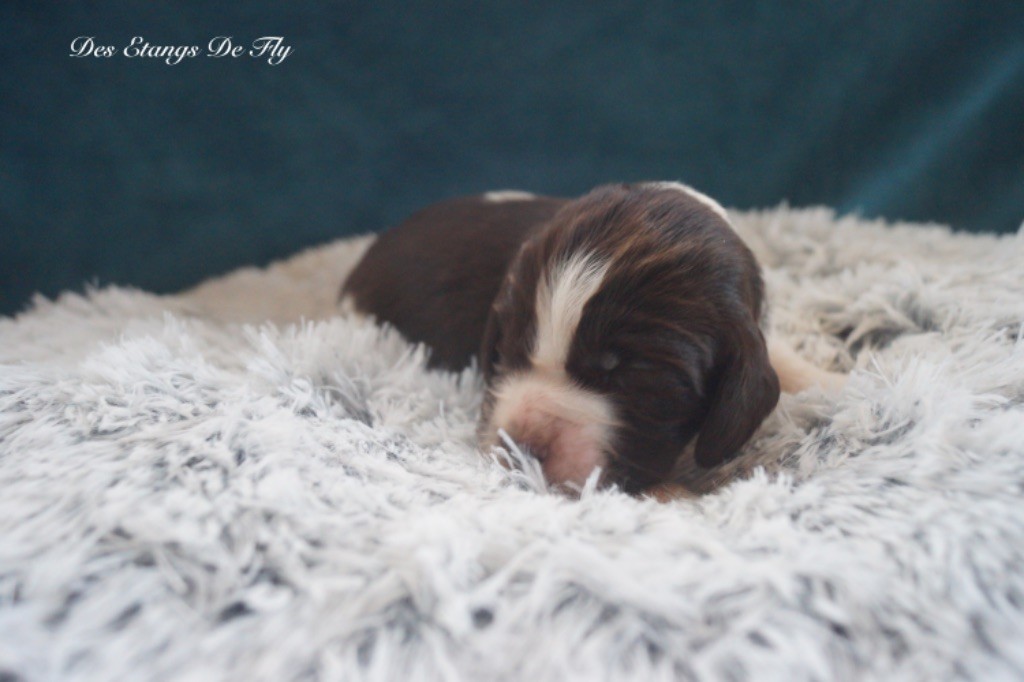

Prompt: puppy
[341,182,842,495]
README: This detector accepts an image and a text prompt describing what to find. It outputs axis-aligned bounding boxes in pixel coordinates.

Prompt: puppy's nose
[509,431,578,487]
[505,423,605,488]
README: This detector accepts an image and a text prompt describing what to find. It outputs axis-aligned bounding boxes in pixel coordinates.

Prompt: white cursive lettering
[69,36,116,58]
[250,36,292,65]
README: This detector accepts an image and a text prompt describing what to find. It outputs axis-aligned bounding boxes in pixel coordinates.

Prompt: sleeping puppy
[341,182,843,495]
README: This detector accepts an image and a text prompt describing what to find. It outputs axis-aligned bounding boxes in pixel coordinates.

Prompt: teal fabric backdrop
[2,2,1022,316]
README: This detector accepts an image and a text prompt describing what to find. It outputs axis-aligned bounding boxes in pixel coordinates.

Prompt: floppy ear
[693,320,780,468]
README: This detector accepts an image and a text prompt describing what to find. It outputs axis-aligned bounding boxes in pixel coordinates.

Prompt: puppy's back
[341,194,565,370]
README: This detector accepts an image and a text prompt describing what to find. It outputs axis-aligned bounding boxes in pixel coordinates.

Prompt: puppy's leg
[644,483,697,502]
[767,337,847,393]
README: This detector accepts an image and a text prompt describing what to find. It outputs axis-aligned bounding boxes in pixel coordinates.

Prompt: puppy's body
[343,183,840,494]
[342,193,564,371]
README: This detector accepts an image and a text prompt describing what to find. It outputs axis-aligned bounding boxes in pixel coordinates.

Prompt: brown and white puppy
[342,182,842,495]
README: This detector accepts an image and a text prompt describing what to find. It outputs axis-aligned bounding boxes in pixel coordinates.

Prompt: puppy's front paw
[644,483,697,503]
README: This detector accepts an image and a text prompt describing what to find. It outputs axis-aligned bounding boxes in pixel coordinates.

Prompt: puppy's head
[478,182,780,494]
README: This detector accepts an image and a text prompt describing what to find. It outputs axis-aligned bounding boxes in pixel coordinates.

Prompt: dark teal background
[2,2,1022,317]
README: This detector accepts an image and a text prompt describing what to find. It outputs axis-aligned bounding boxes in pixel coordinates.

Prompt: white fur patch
[483,190,536,203]
[483,252,613,486]
[644,181,730,222]
[532,253,610,369]
[486,369,616,487]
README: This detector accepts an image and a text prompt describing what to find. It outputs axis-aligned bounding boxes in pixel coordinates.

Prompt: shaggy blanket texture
[2,208,1024,681]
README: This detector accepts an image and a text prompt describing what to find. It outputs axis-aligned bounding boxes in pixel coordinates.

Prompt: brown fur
[342,183,781,494]
[342,195,564,370]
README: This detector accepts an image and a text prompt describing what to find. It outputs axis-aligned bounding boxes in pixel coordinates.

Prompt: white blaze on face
[486,252,617,488]
[643,181,730,222]
[532,254,610,368]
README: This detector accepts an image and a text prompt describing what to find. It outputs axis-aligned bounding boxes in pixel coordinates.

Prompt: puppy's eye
[629,358,657,372]
[598,351,620,372]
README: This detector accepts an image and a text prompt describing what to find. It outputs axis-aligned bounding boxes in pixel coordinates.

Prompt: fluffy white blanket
[2,208,1023,681]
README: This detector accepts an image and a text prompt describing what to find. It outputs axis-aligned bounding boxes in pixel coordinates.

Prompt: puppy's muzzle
[485,371,615,488]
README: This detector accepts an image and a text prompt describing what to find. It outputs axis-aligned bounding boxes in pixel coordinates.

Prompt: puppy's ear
[694,320,780,468]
